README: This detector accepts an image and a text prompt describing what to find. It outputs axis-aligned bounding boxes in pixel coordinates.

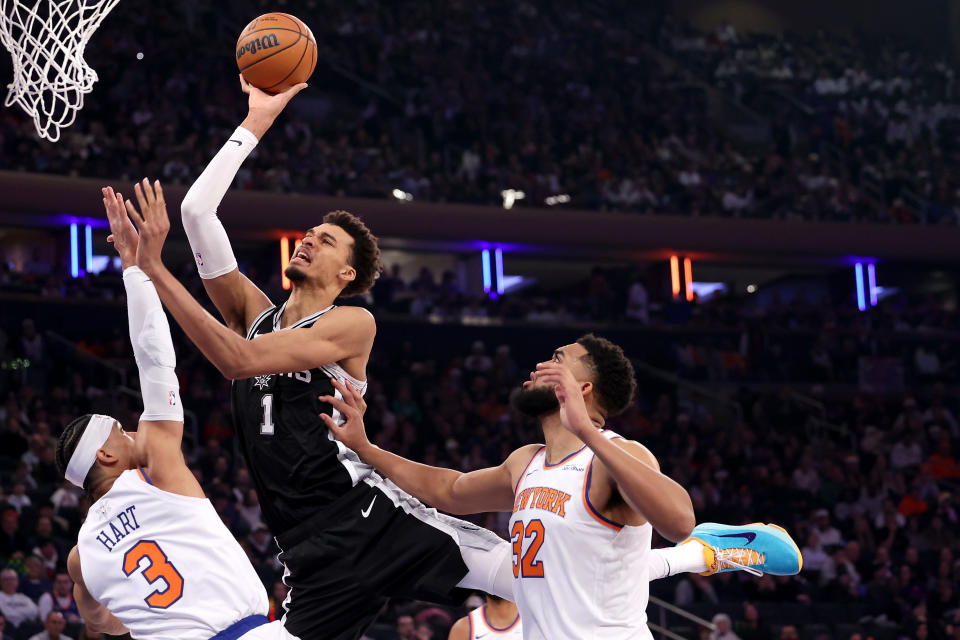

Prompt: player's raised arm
[127,179,373,379]
[322,379,535,515]
[179,76,306,336]
[534,360,696,542]
[102,187,202,497]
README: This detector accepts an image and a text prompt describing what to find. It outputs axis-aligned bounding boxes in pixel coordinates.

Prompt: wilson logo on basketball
[237,34,280,60]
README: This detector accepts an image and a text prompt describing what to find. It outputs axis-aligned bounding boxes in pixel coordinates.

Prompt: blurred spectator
[891,432,924,470]
[37,573,81,624]
[18,557,52,603]
[27,611,71,640]
[709,613,740,640]
[0,510,28,560]
[396,614,416,640]
[625,278,650,324]
[464,342,492,373]
[734,602,770,640]
[0,569,39,629]
[6,483,30,515]
[813,509,843,546]
[779,625,798,640]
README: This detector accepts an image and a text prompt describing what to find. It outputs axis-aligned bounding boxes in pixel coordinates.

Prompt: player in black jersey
[114,80,516,640]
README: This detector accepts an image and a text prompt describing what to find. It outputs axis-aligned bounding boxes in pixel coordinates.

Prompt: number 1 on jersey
[260,394,274,435]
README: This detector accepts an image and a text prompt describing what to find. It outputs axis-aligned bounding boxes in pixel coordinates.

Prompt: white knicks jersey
[509,431,653,640]
[77,469,269,640]
[468,605,523,640]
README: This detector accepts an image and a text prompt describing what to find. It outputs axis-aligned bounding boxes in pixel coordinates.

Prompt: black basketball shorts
[275,479,500,640]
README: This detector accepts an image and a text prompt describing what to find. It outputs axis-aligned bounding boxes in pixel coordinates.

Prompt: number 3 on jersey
[511,519,545,578]
[123,540,184,608]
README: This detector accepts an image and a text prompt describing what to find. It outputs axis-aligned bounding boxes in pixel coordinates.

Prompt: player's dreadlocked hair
[576,334,637,417]
[324,210,382,297]
[56,414,100,492]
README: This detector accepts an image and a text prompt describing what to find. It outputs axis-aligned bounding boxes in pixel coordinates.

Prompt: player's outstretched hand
[123,178,170,276]
[102,186,138,270]
[320,378,370,454]
[534,362,594,436]
[240,74,308,121]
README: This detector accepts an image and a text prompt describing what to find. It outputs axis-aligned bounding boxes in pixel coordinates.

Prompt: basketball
[236,13,316,94]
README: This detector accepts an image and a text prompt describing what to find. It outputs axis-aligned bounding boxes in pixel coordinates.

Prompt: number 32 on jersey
[511,519,545,578]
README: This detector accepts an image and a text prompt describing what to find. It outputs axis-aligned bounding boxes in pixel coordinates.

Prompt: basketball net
[0,0,119,141]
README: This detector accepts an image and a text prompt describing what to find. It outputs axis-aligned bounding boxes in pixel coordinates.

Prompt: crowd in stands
[1,1,958,224]
[2,250,960,638]
[5,250,960,398]
[664,19,960,225]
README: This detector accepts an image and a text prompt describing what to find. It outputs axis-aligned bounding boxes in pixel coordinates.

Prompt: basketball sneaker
[678,522,803,577]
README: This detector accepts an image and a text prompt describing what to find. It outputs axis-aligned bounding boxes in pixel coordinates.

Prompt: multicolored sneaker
[678,522,803,577]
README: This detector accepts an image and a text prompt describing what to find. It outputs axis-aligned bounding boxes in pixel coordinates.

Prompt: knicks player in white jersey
[54,187,290,640]
[448,595,522,640]
[326,335,803,640]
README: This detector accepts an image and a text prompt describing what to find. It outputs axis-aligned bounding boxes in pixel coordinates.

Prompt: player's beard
[285,264,307,283]
[509,385,560,418]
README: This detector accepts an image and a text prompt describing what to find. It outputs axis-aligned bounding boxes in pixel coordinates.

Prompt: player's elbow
[84,610,120,635]
[674,509,697,542]
[659,504,696,543]
[223,358,255,380]
[216,341,253,380]
[180,190,206,222]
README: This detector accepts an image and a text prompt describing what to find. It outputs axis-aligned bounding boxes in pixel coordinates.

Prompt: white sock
[648,541,709,580]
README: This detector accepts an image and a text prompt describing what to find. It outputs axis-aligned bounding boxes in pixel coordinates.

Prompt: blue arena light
[854,263,866,311]
[84,224,93,274]
[481,249,492,293]
[69,223,79,278]
[494,248,504,295]
[867,263,878,307]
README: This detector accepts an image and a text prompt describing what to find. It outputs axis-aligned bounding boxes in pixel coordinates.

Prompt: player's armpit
[447,615,470,640]
[234,306,375,378]
[199,268,273,337]
[68,547,129,636]
[588,436,695,542]
[135,420,206,498]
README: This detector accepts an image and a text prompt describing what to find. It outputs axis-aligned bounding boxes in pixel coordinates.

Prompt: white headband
[65,414,115,488]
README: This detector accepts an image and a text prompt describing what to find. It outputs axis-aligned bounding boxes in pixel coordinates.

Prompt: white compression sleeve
[457,540,515,601]
[648,543,709,580]
[180,126,259,279]
[123,267,183,422]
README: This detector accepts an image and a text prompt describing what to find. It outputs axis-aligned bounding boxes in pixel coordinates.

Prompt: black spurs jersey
[230,301,371,535]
